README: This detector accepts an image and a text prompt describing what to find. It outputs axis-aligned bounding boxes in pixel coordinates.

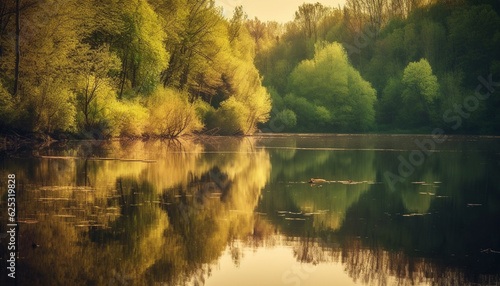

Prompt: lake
[1,134,500,285]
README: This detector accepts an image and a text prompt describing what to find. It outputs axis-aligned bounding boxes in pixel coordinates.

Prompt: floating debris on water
[38,186,96,192]
[276,211,305,215]
[480,248,500,254]
[75,224,107,228]
[467,203,483,207]
[53,214,76,218]
[18,220,39,224]
[402,212,432,217]
[39,197,72,201]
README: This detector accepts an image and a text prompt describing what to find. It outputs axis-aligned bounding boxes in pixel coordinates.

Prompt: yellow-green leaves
[402,59,439,104]
[114,0,169,96]
[14,0,82,133]
[287,42,376,131]
[75,45,121,132]
[0,0,271,137]
[147,87,203,137]
[108,99,148,137]
[400,58,439,126]
[0,82,15,127]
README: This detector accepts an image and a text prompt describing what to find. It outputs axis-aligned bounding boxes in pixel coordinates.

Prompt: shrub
[108,99,148,137]
[0,82,15,129]
[146,88,203,137]
[207,97,247,135]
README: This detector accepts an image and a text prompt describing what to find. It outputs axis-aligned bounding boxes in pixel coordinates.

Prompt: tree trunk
[13,0,20,96]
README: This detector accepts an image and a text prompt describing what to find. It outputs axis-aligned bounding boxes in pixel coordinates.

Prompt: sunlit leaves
[147,87,203,137]
[0,81,15,127]
[401,58,439,126]
[159,0,223,94]
[75,45,121,132]
[0,0,271,136]
[114,0,169,96]
[108,99,148,137]
[402,59,439,103]
[287,42,376,131]
[377,59,439,128]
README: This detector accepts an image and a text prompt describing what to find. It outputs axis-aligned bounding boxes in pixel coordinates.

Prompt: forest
[0,0,499,138]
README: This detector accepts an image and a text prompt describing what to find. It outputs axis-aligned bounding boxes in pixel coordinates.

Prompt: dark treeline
[0,0,271,138]
[254,0,500,134]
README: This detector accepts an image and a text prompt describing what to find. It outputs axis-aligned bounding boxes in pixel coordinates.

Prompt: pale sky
[215,0,346,23]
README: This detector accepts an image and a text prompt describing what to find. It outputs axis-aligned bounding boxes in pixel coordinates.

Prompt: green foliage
[275,109,297,129]
[111,0,169,96]
[159,0,225,99]
[75,45,121,132]
[287,42,377,131]
[378,76,403,125]
[1,0,499,136]
[25,80,77,133]
[147,87,203,137]
[206,84,270,135]
[401,58,440,127]
[108,99,148,137]
[268,87,285,111]
[447,5,500,86]
[377,59,440,128]
[207,97,247,135]
[0,0,271,137]
[0,82,15,128]
[193,99,215,125]
[283,93,329,131]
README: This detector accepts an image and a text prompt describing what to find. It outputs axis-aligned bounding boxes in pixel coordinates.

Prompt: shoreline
[3,131,500,153]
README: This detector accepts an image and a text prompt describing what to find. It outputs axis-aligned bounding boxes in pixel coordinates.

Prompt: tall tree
[159,0,223,100]
[294,3,329,41]
[13,0,19,96]
[400,58,439,126]
[288,42,377,131]
[116,0,169,97]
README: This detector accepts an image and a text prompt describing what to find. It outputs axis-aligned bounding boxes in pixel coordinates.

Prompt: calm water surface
[1,134,500,285]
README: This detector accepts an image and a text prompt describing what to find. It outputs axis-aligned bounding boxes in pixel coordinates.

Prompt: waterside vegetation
[1,0,499,142]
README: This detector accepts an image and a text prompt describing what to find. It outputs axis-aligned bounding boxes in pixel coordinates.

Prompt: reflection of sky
[204,240,421,286]
[214,0,346,23]
[205,245,354,286]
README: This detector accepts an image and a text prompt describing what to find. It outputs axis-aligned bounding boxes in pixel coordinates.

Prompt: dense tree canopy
[0,0,271,137]
[255,0,500,134]
[1,0,499,137]
[286,42,376,131]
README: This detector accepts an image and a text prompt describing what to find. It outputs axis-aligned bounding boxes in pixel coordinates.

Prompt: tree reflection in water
[0,135,499,285]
